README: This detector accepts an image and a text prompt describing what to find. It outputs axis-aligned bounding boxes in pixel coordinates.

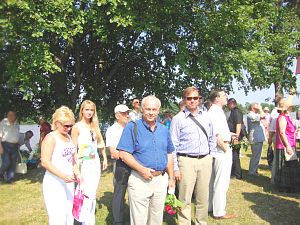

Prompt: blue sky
[229,62,300,106]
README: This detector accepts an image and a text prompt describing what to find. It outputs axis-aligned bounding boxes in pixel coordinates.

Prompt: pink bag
[72,185,90,222]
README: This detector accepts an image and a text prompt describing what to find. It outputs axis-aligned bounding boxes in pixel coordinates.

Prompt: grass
[0,146,299,225]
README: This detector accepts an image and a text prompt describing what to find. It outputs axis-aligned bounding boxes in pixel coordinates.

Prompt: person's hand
[102,158,108,170]
[174,170,181,181]
[286,146,293,155]
[168,178,175,190]
[63,174,76,183]
[111,150,120,159]
[233,139,239,145]
[140,167,154,181]
[75,173,83,184]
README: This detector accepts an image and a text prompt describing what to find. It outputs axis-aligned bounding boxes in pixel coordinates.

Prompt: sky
[229,62,300,106]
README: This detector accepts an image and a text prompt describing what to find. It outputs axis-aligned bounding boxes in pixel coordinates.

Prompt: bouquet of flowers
[164,189,184,216]
[231,137,249,151]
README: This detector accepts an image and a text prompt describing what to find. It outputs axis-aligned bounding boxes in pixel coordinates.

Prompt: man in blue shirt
[118,95,175,225]
[170,86,217,225]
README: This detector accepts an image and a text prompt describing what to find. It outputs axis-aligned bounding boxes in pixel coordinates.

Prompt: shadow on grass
[97,191,130,225]
[14,166,44,184]
[243,192,300,225]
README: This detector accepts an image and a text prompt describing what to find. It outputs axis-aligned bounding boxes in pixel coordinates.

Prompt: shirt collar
[183,107,203,118]
[141,118,158,131]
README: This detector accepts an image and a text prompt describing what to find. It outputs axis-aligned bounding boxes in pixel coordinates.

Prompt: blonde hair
[52,106,75,130]
[183,86,199,99]
[79,100,103,145]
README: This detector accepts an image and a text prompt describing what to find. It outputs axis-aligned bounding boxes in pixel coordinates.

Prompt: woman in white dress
[71,100,108,225]
[41,106,81,225]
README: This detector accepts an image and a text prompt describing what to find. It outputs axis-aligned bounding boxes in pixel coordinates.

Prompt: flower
[231,137,249,151]
[164,194,184,216]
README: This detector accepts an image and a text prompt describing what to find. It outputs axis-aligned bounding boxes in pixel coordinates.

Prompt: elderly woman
[41,106,80,225]
[275,98,299,193]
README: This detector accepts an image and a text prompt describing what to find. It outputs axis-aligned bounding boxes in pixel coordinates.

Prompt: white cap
[114,104,130,113]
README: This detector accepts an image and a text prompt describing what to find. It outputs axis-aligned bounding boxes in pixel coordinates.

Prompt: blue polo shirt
[117,119,174,171]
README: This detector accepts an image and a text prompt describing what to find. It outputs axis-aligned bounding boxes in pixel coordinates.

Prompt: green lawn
[0,146,299,225]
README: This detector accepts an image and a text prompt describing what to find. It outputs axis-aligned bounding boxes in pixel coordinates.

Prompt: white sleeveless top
[76,122,100,162]
[45,132,76,177]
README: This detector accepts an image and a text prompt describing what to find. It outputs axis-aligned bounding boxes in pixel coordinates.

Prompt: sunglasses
[90,130,95,142]
[62,124,73,129]
[186,96,202,101]
[120,111,130,115]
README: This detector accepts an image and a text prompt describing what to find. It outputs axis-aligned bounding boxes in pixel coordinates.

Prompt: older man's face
[7,111,17,123]
[142,99,159,124]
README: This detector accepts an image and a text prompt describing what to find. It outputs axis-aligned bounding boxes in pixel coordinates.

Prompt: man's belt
[151,170,166,176]
[177,153,208,159]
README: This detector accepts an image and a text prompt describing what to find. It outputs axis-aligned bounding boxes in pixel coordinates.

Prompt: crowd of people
[0,86,299,225]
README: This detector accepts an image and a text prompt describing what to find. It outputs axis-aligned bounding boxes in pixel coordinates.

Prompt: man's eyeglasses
[186,96,202,101]
[120,111,130,116]
[133,101,139,104]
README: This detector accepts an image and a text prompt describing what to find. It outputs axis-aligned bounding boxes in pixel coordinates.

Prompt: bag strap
[133,121,137,143]
[188,114,208,140]
[18,150,24,163]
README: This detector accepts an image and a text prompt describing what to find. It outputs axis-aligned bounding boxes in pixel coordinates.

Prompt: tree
[1,0,299,120]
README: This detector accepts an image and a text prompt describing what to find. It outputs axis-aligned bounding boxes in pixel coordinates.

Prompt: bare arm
[235,124,242,138]
[41,134,75,183]
[109,146,120,159]
[119,150,154,180]
[100,147,108,170]
[216,134,230,152]
[278,117,293,155]
[166,153,175,189]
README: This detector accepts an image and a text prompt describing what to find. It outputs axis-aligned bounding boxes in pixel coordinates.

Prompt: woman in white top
[71,100,108,225]
[41,106,81,225]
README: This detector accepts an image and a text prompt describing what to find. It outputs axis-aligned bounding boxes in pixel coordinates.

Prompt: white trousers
[128,170,168,225]
[43,173,74,225]
[80,159,101,225]
[209,147,232,217]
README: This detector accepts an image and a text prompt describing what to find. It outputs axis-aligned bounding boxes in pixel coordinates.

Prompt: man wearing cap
[227,98,245,179]
[106,104,130,225]
[208,89,236,219]
[247,103,266,176]
[118,95,175,225]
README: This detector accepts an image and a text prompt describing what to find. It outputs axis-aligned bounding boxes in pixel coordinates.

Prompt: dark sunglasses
[186,96,202,101]
[63,124,73,129]
[90,130,95,142]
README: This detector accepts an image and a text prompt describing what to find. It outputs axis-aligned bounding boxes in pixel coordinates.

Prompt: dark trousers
[0,142,18,181]
[113,160,130,225]
[231,148,242,178]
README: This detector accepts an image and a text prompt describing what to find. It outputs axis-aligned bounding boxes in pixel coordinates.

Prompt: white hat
[114,104,130,113]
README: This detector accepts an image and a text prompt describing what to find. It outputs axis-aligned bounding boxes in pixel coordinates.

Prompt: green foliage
[0,0,299,119]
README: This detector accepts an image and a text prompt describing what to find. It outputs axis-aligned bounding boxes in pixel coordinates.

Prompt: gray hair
[141,95,161,109]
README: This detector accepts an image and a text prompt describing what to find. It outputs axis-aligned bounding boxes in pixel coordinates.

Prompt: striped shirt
[170,108,217,171]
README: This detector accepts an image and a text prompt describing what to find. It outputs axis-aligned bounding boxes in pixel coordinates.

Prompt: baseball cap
[114,104,130,113]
